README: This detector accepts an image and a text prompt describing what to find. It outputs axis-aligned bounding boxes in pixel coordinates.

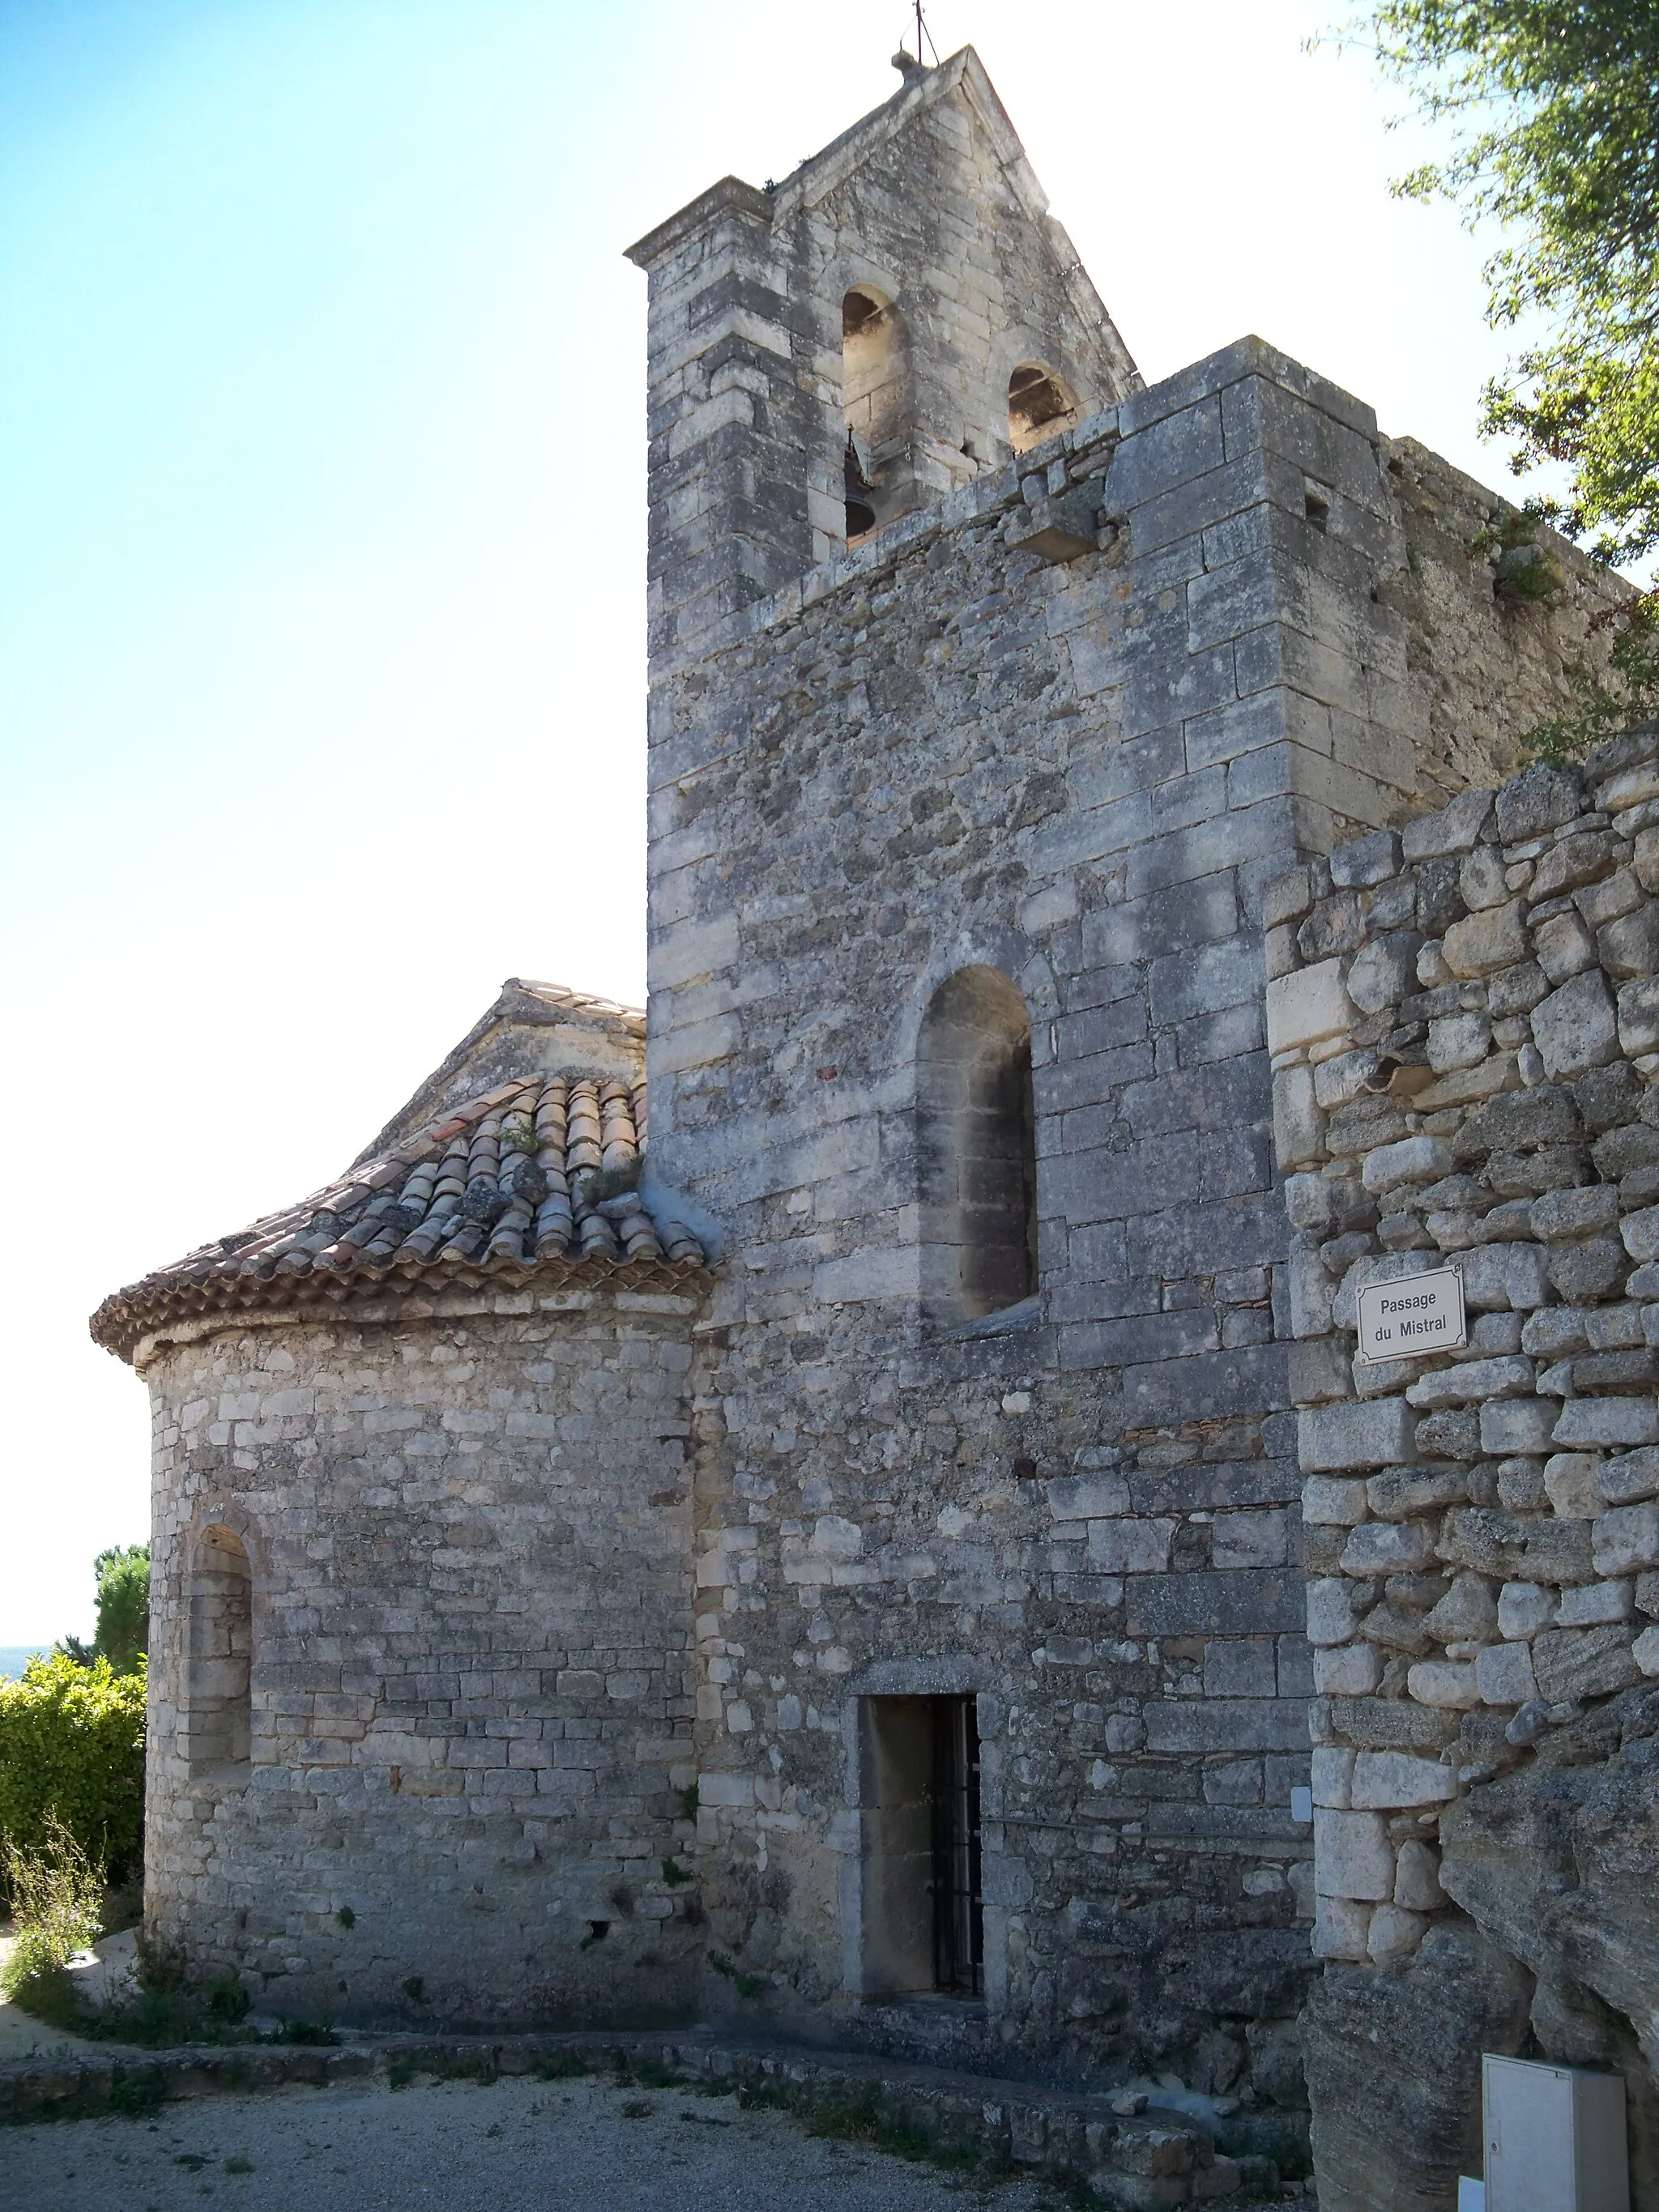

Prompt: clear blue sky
[0,0,1582,1643]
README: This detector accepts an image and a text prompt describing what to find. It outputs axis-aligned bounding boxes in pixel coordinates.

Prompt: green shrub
[0,1652,146,1894]
[1,1810,104,1996]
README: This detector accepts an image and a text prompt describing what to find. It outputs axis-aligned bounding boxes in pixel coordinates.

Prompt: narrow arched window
[842,288,910,541]
[184,1524,252,1775]
[919,968,1038,1323]
[1008,362,1080,455]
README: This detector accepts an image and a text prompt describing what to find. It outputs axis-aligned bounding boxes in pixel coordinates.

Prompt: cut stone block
[1312,1745,1355,1808]
[1307,1577,1360,1647]
[1266,959,1353,1055]
[1543,1453,1606,1519]
[1617,976,1659,1058]
[1341,1520,1434,1575]
[1314,1807,1395,1901]
[1401,787,1494,859]
[1427,1013,1492,1073]
[1459,1242,1552,1312]
[1350,1751,1457,1808]
[1598,1447,1659,1505]
[1554,1397,1659,1448]
[1495,761,1582,841]
[1529,1187,1620,1244]
[1273,1063,1326,1170]
[1331,830,1402,888]
[1407,1357,1533,1409]
[1301,1399,1416,1472]
[1443,901,1526,978]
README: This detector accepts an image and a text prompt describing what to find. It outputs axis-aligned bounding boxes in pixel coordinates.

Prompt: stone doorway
[857,1694,983,1999]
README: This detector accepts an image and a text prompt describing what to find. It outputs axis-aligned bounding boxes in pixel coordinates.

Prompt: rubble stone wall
[1268,733,1659,2210]
[142,1290,702,2027]
[1379,437,1631,809]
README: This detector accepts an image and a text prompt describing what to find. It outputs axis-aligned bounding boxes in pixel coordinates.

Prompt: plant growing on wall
[1346,0,1659,747]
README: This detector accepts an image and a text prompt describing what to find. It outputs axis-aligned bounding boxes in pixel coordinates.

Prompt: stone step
[0,2023,1308,2201]
[659,2035,1282,2204]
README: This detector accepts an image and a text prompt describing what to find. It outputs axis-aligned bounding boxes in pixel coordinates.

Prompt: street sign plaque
[1355,1265,1466,1364]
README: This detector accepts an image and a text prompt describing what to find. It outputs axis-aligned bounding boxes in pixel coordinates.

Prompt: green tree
[58,1544,151,1674]
[1353,0,1659,748]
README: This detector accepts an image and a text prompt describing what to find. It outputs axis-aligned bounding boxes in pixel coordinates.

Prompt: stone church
[95,47,1658,2211]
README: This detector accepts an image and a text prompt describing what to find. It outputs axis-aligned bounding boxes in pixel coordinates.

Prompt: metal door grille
[929,1695,983,1997]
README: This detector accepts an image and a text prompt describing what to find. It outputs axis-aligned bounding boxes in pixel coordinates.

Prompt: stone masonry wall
[650,352,1363,2104]
[1380,437,1631,810]
[143,1289,702,2028]
[640,313,1636,2102]
[1265,735,1659,2210]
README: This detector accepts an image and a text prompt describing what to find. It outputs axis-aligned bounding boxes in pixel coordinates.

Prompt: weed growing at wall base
[0,1811,104,1997]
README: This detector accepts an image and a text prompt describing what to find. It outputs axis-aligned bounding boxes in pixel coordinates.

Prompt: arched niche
[183,1523,252,1776]
[918,966,1038,1324]
[1008,361,1081,455]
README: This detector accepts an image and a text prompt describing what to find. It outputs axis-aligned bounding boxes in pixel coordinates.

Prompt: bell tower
[626,46,1141,680]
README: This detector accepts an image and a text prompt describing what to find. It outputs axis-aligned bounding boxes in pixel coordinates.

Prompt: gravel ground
[0,2070,1068,2212]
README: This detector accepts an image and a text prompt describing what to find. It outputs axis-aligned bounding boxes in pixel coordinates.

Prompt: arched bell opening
[1008,361,1081,455]
[842,287,913,543]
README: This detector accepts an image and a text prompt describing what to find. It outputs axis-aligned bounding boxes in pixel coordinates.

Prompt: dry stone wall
[1267,731,1659,2209]
[143,1289,702,2027]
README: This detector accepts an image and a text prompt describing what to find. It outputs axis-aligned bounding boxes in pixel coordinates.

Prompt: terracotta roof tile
[91,1066,703,1365]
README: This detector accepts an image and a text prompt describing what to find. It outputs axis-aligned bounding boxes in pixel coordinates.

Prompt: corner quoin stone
[1299,1400,1417,1473]
[1266,960,1353,1055]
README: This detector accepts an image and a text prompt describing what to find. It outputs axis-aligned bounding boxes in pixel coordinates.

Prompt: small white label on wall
[1356,1266,1466,1364]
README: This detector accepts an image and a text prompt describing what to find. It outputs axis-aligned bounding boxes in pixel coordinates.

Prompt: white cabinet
[1484,2056,1628,2212]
